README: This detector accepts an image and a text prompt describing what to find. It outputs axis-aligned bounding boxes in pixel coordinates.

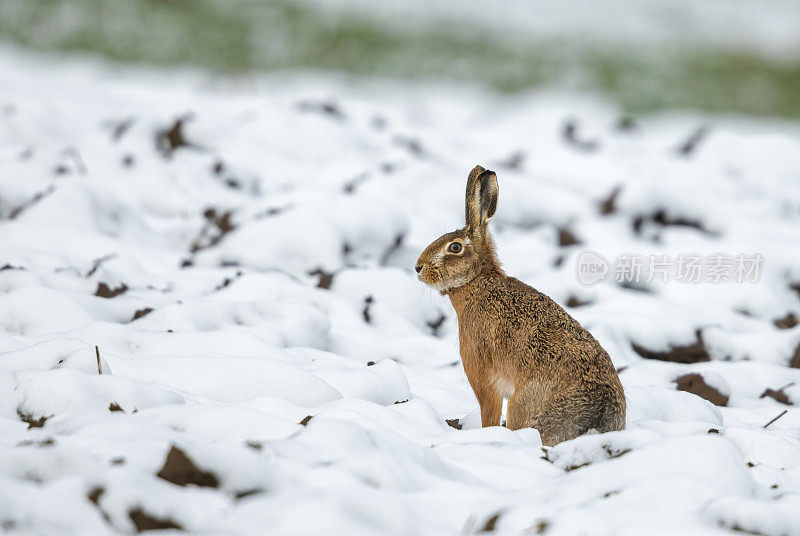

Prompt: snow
[1,45,799,535]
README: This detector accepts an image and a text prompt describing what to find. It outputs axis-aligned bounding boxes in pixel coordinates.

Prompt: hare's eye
[447,242,463,254]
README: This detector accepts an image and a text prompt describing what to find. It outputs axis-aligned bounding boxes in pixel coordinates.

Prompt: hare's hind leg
[508,384,620,446]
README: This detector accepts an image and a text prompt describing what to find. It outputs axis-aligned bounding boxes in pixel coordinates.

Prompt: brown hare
[415,165,625,445]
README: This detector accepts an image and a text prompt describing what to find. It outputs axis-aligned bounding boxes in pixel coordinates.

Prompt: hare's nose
[415,264,423,273]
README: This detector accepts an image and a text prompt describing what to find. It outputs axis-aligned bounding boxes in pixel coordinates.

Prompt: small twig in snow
[95,346,102,375]
[763,409,788,429]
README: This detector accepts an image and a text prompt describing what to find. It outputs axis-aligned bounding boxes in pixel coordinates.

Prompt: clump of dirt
[299,415,313,426]
[17,409,50,429]
[156,446,219,488]
[675,373,729,406]
[86,487,111,523]
[632,331,710,364]
[565,296,592,308]
[87,486,104,506]
[190,208,235,254]
[308,268,334,290]
[131,308,153,321]
[791,283,800,301]
[557,227,581,247]
[760,386,793,405]
[598,186,622,215]
[531,519,550,534]
[445,418,462,430]
[156,114,201,158]
[128,507,183,532]
[773,313,799,329]
[480,512,502,532]
[108,402,124,412]
[95,282,128,298]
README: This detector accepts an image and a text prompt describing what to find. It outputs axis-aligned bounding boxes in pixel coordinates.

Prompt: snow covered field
[1,48,800,535]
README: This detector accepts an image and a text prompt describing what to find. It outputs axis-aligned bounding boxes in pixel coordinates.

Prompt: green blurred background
[1,0,799,117]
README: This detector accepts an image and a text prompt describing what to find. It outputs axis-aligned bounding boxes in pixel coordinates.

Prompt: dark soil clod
[95,282,128,298]
[445,418,462,430]
[773,313,799,330]
[17,409,50,429]
[565,296,592,308]
[299,415,313,426]
[532,519,551,534]
[156,114,200,158]
[599,186,622,215]
[87,487,104,506]
[190,208,235,253]
[156,446,219,488]
[791,343,800,369]
[760,386,793,405]
[790,283,800,301]
[308,268,334,290]
[480,512,502,532]
[675,373,729,406]
[128,507,183,533]
[131,308,154,321]
[109,402,124,412]
[632,331,710,363]
[557,227,581,247]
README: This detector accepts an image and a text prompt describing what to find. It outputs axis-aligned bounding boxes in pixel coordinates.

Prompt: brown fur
[416,165,625,445]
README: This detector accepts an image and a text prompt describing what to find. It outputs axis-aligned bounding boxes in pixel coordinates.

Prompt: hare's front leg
[471,381,503,427]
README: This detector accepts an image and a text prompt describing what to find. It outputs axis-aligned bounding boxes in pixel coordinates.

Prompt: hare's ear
[465,166,498,234]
